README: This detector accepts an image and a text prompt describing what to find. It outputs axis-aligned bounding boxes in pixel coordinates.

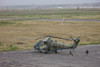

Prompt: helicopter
[34,35,80,54]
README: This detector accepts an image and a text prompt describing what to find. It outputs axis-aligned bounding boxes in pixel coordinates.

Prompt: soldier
[85,50,89,55]
[69,51,73,56]
[61,18,66,24]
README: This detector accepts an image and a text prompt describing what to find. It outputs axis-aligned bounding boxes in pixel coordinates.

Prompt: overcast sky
[0,0,100,6]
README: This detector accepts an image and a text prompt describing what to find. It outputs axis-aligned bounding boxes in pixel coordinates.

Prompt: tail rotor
[70,36,80,51]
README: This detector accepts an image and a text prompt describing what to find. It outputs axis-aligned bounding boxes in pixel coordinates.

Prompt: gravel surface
[0,45,100,67]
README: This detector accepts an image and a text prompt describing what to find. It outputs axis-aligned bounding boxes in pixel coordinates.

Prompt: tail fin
[70,36,80,49]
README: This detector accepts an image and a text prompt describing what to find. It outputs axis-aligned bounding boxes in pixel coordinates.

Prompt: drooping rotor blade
[70,36,75,41]
[47,35,72,41]
[35,35,72,41]
[35,35,52,40]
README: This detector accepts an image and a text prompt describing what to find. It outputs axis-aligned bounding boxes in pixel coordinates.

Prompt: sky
[0,0,100,6]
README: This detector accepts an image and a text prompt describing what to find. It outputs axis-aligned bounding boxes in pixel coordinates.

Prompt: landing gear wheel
[55,50,57,53]
[45,50,48,54]
[45,51,48,54]
[39,49,42,53]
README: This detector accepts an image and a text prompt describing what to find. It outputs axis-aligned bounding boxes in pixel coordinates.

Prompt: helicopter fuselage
[34,37,80,53]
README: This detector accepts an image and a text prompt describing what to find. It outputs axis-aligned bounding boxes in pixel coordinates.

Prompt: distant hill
[0,2,100,9]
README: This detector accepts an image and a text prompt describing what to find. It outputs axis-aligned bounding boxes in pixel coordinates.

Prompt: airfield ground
[0,9,100,67]
[0,45,100,67]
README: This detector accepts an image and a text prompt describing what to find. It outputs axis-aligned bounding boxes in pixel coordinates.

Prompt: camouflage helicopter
[34,35,80,54]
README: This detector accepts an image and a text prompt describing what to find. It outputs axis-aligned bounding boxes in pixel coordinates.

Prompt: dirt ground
[0,45,100,67]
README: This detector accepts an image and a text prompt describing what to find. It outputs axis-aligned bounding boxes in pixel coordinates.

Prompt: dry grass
[0,20,100,51]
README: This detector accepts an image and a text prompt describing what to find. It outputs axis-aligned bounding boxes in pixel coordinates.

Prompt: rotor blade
[35,35,72,41]
[35,35,51,40]
[70,36,75,41]
[48,36,72,41]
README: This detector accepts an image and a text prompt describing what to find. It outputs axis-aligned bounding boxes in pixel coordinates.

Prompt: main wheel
[45,50,48,54]
[55,50,57,53]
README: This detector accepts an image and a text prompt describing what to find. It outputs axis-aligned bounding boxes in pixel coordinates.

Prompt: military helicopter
[34,35,80,54]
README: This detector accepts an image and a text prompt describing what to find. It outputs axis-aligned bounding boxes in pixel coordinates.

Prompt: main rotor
[35,35,72,41]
